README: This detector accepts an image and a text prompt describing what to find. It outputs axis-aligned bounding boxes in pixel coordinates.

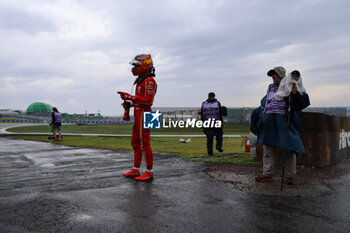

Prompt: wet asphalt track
[1,135,350,232]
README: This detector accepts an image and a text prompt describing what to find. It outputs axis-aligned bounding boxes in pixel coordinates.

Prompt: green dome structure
[26,102,53,113]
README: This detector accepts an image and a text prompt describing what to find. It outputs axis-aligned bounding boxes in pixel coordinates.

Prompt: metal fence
[0,119,128,124]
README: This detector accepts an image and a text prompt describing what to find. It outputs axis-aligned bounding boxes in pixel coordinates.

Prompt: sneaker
[123,168,140,177]
[135,171,153,181]
[255,174,273,182]
[216,147,223,152]
[285,177,296,185]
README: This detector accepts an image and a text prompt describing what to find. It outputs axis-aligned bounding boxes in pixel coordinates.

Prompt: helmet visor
[129,59,142,66]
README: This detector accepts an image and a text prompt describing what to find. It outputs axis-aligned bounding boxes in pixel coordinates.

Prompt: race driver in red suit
[118,54,157,181]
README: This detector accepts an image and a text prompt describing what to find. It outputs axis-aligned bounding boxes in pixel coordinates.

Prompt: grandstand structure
[156,107,254,123]
[155,106,350,123]
[1,102,124,124]
[1,102,349,124]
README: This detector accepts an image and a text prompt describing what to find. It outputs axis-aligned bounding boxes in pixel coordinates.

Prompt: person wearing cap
[200,92,227,155]
[255,67,310,185]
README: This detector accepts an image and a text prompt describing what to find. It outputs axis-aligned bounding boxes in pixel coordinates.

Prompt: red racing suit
[131,76,157,170]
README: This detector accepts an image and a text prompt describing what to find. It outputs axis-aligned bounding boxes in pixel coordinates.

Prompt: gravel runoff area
[206,160,350,197]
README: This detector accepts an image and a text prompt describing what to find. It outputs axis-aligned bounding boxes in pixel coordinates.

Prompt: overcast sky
[0,0,349,115]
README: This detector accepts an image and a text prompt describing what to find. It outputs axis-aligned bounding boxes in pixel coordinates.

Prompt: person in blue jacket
[254,67,310,185]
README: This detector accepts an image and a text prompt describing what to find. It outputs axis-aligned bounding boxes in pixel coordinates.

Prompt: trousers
[132,108,153,170]
[204,128,223,154]
[262,145,296,178]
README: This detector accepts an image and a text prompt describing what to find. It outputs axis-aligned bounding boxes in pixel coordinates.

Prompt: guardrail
[0,120,128,124]
[0,120,43,123]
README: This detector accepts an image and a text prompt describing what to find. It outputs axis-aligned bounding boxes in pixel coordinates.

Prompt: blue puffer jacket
[251,92,310,152]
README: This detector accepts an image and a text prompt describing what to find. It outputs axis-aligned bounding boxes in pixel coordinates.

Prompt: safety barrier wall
[299,112,350,167]
[255,112,350,167]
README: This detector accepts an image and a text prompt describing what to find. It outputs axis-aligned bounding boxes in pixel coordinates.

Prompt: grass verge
[6,123,250,135]
[9,135,260,164]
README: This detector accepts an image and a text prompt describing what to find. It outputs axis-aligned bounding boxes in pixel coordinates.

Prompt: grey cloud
[1,0,350,114]
[0,7,56,34]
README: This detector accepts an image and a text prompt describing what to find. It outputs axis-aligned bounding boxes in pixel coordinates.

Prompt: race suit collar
[134,71,155,85]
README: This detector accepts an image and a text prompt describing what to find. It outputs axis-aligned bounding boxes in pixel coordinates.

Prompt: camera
[291,70,300,79]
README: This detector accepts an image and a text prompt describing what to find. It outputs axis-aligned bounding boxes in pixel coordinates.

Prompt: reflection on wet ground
[0,137,349,232]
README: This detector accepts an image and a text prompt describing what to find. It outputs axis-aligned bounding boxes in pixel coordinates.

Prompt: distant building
[304,107,348,117]
[0,109,14,114]
[26,102,52,113]
[156,107,200,123]
[156,106,350,123]
[0,109,20,118]
[156,107,254,123]
[26,102,53,118]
